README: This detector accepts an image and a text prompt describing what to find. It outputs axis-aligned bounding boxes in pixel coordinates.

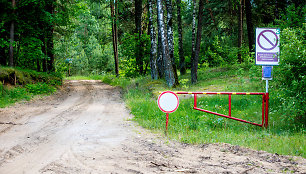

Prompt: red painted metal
[166,113,169,130]
[265,93,269,128]
[172,91,269,128]
[262,94,265,126]
[229,94,232,117]
[194,94,197,108]
[175,91,265,95]
[194,107,263,127]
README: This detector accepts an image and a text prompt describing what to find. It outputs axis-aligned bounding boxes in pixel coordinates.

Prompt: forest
[0,1,305,125]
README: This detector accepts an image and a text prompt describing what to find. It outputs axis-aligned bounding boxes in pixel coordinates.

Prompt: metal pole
[265,80,269,128]
[166,113,169,130]
[265,93,269,128]
[228,94,232,117]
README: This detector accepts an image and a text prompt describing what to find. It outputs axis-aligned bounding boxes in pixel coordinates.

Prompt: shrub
[25,82,56,95]
[275,25,306,126]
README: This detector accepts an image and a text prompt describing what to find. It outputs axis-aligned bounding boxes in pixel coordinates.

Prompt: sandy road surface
[0,80,305,174]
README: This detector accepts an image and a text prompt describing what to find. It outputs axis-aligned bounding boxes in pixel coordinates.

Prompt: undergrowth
[101,64,305,158]
[0,66,62,108]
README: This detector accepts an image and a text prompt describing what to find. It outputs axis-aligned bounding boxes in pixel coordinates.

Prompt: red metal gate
[174,92,269,128]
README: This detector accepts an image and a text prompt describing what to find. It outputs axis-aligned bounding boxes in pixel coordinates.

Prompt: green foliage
[54,1,114,76]
[102,65,305,157]
[0,86,31,108]
[274,26,306,126]
[25,82,56,95]
[278,4,306,29]
[120,33,151,77]
[0,66,62,107]
[18,37,44,69]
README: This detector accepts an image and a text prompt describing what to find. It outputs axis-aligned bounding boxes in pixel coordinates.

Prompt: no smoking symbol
[257,30,279,51]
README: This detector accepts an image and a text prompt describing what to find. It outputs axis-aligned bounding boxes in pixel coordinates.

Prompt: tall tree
[237,0,244,63]
[46,0,56,71]
[148,0,158,79]
[0,1,8,66]
[191,0,196,62]
[245,0,254,52]
[166,0,179,86]
[157,29,164,78]
[9,0,16,67]
[157,0,176,87]
[177,0,186,75]
[135,0,143,74]
[191,0,204,84]
[110,0,119,76]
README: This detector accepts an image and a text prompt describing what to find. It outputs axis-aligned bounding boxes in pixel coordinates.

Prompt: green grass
[0,67,62,108]
[65,75,104,80]
[101,64,305,158]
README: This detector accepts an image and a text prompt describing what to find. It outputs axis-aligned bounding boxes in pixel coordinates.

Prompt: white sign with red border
[256,28,280,66]
[158,91,179,113]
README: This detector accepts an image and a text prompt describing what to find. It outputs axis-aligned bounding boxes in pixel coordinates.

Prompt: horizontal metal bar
[174,91,265,95]
[193,107,263,127]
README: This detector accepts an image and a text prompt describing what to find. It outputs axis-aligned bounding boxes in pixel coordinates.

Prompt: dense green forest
[0,0,305,125]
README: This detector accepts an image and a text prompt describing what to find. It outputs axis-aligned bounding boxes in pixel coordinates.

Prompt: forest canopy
[0,0,305,123]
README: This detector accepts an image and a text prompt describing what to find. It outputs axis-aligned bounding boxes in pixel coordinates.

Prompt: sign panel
[158,91,179,113]
[262,66,272,80]
[256,28,280,65]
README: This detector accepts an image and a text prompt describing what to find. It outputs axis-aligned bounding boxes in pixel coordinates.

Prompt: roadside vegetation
[101,63,305,158]
[0,66,62,107]
[0,0,304,159]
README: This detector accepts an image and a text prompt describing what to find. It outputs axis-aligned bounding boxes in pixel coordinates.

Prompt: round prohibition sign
[257,30,279,51]
[158,91,179,113]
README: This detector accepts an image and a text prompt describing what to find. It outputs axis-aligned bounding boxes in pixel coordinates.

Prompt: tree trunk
[111,0,119,77]
[191,0,196,63]
[148,0,158,80]
[42,37,48,72]
[157,0,176,87]
[166,0,179,86]
[245,0,254,53]
[191,0,204,84]
[157,29,164,78]
[9,0,16,67]
[114,0,119,76]
[0,48,6,66]
[135,0,143,75]
[177,0,186,75]
[46,0,55,72]
[237,0,244,63]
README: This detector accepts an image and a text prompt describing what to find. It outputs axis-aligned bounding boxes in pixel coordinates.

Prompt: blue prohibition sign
[257,30,278,51]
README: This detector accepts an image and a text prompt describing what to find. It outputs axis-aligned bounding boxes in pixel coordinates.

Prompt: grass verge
[101,64,305,158]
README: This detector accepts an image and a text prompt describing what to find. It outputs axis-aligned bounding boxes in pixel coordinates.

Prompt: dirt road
[0,80,305,174]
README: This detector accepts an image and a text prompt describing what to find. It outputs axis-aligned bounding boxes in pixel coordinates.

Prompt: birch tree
[191,0,196,61]
[166,0,179,86]
[148,0,158,79]
[191,0,204,84]
[157,0,176,87]
[157,30,164,78]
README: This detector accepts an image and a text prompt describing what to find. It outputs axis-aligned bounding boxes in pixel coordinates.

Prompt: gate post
[265,93,269,128]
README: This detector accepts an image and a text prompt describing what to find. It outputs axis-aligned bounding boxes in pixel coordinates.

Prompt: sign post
[157,91,179,131]
[256,28,280,128]
[256,28,280,66]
